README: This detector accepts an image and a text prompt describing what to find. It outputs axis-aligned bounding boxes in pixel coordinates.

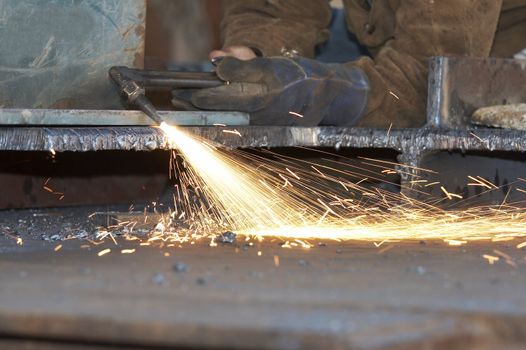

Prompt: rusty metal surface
[0,209,525,349]
[0,126,525,154]
[0,0,146,109]
[426,57,526,129]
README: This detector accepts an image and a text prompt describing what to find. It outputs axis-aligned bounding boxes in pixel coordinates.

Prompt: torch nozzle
[109,65,223,126]
[109,66,163,125]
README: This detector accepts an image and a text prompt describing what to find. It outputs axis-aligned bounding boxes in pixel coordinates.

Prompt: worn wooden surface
[0,209,525,349]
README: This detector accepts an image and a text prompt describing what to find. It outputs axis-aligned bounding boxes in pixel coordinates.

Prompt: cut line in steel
[0,126,523,153]
[1,125,522,195]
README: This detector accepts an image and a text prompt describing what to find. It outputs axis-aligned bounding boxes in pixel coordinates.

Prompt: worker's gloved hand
[172,56,369,126]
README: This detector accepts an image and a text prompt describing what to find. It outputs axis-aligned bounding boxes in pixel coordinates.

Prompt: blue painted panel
[0,0,146,109]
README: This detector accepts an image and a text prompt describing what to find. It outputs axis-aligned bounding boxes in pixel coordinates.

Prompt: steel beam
[0,126,524,153]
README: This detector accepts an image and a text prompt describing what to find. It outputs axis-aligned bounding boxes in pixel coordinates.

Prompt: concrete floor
[0,210,526,349]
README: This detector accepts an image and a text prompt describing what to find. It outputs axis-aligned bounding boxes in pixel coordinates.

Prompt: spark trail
[159,122,526,244]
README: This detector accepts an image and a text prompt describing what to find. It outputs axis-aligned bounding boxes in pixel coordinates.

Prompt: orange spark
[222,129,242,137]
[440,186,463,200]
[97,248,111,257]
[482,254,499,265]
[288,111,304,118]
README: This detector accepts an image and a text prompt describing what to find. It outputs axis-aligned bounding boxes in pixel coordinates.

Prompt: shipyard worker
[172,0,526,127]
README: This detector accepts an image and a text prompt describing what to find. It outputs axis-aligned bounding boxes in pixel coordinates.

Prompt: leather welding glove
[172,56,369,126]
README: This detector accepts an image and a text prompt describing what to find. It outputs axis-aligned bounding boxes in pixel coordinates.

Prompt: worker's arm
[212,0,332,60]
[173,56,369,126]
[177,0,503,127]
[348,0,503,127]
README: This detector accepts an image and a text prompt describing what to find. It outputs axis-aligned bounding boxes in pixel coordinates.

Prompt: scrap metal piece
[102,212,164,231]
[217,231,237,244]
[472,104,526,130]
[427,57,526,129]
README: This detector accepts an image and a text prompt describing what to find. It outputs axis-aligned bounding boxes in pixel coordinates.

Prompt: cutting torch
[109,66,223,125]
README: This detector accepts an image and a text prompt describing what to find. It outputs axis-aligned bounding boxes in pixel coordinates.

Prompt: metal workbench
[0,208,525,349]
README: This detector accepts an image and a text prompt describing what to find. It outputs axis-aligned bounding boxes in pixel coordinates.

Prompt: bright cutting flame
[161,122,302,230]
[158,122,526,244]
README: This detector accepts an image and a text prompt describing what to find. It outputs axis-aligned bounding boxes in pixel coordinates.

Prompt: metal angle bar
[0,126,525,153]
[0,109,249,126]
